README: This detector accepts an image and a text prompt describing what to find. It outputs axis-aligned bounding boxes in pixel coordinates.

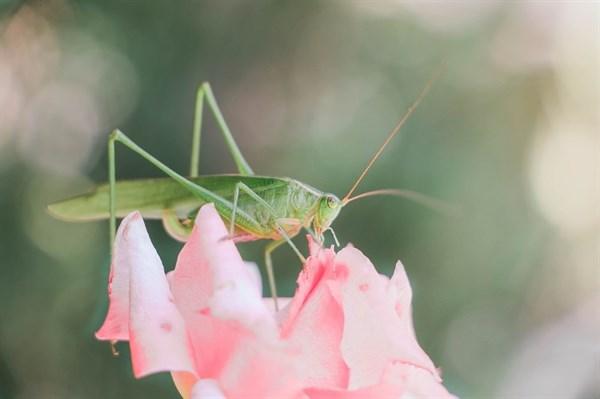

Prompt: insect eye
[326,196,337,208]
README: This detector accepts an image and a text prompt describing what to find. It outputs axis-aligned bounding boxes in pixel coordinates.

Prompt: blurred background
[0,0,598,398]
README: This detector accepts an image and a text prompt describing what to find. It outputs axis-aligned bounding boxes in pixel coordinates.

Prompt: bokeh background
[0,1,598,398]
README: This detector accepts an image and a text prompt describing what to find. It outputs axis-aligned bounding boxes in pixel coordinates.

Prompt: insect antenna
[342,66,444,204]
[343,188,457,216]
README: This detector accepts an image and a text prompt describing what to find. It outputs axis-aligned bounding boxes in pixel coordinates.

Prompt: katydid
[48,71,447,309]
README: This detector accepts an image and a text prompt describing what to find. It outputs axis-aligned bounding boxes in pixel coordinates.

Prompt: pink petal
[95,212,137,341]
[95,212,195,378]
[168,204,277,377]
[304,363,405,399]
[217,340,305,399]
[280,246,349,389]
[305,361,455,399]
[393,363,457,398]
[307,234,322,257]
[283,240,337,329]
[262,297,293,319]
[333,247,439,389]
[171,204,275,329]
[281,242,441,391]
[190,379,226,399]
[243,261,263,297]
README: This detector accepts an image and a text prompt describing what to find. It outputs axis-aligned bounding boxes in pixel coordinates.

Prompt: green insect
[48,71,446,309]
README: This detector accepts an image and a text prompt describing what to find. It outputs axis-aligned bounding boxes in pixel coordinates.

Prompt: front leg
[264,239,285,311]
[228,182,306,309]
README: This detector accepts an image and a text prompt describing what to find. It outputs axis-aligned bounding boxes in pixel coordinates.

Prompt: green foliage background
[0,1,597,398]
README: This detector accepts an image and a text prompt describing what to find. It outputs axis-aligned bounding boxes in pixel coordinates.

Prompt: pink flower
[96,204,455,398]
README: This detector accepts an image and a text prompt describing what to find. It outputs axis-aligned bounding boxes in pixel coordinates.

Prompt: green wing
[48,175,289,222]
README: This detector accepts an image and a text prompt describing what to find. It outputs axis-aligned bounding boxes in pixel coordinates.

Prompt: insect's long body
[220,178,324,240]
[49,72,442,308]
[50,175,325,241]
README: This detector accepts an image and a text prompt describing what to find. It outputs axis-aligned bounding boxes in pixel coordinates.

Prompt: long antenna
[342,66,444,203]
[343,188,457,216]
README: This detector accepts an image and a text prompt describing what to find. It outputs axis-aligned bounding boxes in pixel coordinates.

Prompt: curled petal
[168,204,278,376]
[170,204,275,331]
[95,212,137,341]
[96,212,195,377]
[334,247,438,388]
[281,245,348,389]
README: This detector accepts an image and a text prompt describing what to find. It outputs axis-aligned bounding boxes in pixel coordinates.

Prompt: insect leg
[229,182,306,306]
[189,84,205,177]
[229,180,240,236]
[108,130,260,249]
[234,182,306,263]
[265,239,285,311]
[190,82,254,176]
[108,131,116,253]
[107,136,119,356]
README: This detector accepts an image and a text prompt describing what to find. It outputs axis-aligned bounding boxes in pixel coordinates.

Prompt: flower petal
[190,379,226,399]
[304,362,405,399]
[95,212,137,341]
[171,204,275,330]
[393,363,457,398]
[334,247,439,388]
[262,297,293,318]
[168,204,278,376]
[96,212,195,377]
[280,246,349,389]
[243,261,262,297]
[216,340,305,399]
[305,361,456,399]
